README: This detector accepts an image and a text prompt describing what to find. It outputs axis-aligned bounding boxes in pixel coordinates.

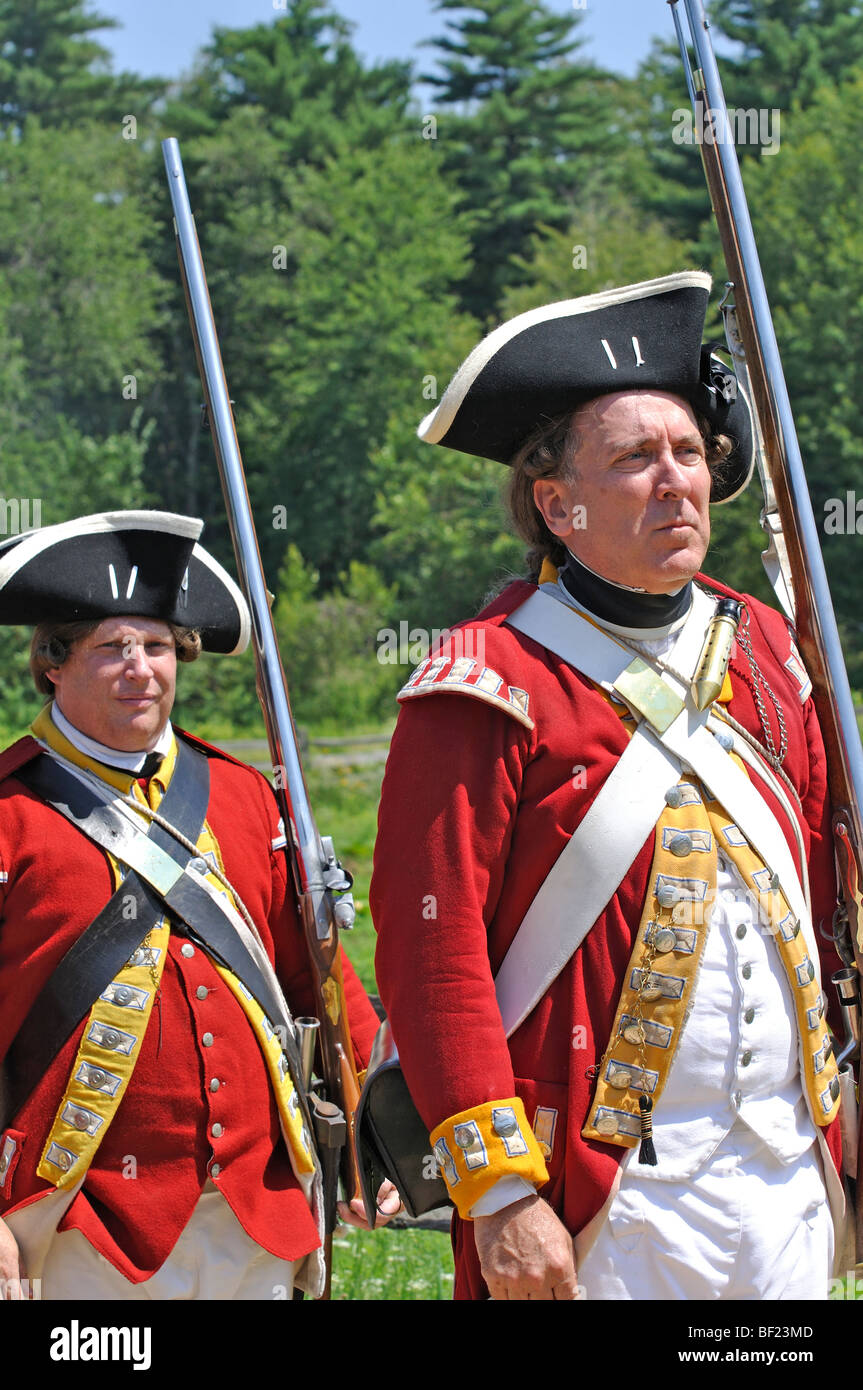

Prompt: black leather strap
[8,738,210,1113]
[8,736,310,1131]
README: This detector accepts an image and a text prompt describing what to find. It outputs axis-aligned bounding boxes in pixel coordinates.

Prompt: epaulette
[0,736,42,785]
[398,653,534,730]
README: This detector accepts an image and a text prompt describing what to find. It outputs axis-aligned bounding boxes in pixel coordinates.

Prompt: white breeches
[578,1123,833,1301]
[39,1182,299,1301]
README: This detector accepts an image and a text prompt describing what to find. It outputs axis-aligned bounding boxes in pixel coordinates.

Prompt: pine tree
[164,0,412,154]
[711,0,863,110]
[0,0,161,130]
[632,0,863,244]
[422,0,624,320]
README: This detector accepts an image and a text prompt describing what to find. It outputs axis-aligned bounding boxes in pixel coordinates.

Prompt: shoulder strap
[8,739,210,1114]
[495,589,816,1037]
[12,741,312,1138]
[493,723,681,1037]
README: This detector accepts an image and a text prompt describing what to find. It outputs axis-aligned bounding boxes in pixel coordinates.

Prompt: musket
[669,0,863,1256]
[161,137,363,1292]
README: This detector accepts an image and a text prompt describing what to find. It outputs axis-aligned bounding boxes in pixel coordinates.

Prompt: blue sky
[97,1,673,81]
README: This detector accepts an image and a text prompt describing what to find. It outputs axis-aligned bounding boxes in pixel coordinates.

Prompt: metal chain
[735,615,788,768]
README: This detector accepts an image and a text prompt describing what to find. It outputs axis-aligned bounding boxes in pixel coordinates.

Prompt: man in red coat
[371,273,849,1300]
[0,510,389,1300]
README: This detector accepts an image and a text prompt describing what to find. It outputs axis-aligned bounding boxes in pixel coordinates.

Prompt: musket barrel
[677,0,863,913]
[161,137,323,901]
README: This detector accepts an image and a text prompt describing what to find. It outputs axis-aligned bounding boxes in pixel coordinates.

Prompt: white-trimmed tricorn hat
[419,271,754,504]
[0,510,251,654]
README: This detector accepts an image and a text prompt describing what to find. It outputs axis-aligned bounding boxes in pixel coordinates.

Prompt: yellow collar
[31,705,178,797]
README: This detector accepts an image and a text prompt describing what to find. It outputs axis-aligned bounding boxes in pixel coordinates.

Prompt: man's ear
[533,477,576,540]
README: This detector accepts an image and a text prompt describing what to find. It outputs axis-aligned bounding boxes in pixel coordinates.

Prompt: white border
[418,271,713,444]
[190,542,251,655]
[0,511,202,592]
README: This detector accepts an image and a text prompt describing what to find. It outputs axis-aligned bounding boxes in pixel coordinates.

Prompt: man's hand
[474,1194,577,1300]
[0,1215,28,1300]
[337,1180,403,1230]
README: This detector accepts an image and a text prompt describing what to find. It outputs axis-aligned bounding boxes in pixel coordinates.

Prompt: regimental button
[537,1141,552,1158]
[211,1123,223,1138]
[202,1032,214,1047]
[196,986,209,1000]
[744,1007,755,1024]
[209,1078,221,1092]
[211,1163,221,1178]
[741,964,752,980]
[654,928,677,954]
[668,834,693,858]
[741,1050,752,1067]
[88,1069,107,1088]
[623,1024,645,1046]
[101,1028,120,1049]
[453,1125,476,1150]
[609,1070,630,1090]
[830,1076,841,1102]
[715,729,734,751]
[181,943,195,958]
[73,1111,90,1131]
[595,1114,618,1136]
[736,925,747,940]
[664,786,683,809]
[492,1113,518,1138]
[189,857,208,874]
[656,884,679,908]
[113,986,133,1006]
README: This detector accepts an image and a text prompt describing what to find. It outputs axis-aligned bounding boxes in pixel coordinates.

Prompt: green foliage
[711,0,863,110]
[0,629,45,739]
[0,120,159,519]
[0,0,161,130]
[423,0,625,318]
[0,0,860,710]
[163,0,412,150]
[739,73,863,679]
[273,546,403,725]
[500,202,694,318]
[256,132,474,585]
[370,408,524,630]
[630,1,863,246]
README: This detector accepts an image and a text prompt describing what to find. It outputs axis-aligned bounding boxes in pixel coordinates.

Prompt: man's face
[46,617,177,752]
[533,391,712,593]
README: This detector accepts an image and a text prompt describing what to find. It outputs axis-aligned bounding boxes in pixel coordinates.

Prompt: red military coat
[0,727,379,1282]
[371,576,844,1300]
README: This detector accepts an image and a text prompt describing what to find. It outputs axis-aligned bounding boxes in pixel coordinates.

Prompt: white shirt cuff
[470,1176,537,1217]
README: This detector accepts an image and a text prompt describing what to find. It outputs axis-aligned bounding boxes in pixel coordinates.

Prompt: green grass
[305,747,389,991]
[331,1225,454,1301]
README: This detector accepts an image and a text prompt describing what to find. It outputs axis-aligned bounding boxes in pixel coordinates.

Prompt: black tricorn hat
[419,271,754,504]
[0,510,251,654]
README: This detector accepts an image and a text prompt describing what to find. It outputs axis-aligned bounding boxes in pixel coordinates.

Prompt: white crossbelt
[494,589,815,1037]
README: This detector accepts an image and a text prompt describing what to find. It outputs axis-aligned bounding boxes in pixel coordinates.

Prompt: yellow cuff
[429,1097,549,1220]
